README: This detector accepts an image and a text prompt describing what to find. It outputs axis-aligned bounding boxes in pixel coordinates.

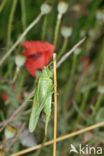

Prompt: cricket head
[41,67,53,78]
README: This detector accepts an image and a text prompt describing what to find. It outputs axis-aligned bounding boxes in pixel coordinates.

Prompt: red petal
[25,55,45,76]
[22,41,54,76]
[2,93,8,102]
[22,41,54,57]
[44,51,53,65]
[25,60,36,76]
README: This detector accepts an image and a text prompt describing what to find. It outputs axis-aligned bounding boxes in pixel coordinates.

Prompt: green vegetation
[0,0,104,155]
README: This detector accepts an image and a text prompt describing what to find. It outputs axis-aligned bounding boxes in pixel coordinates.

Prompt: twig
[53,53,58,156]
[0,13,43,66]
[57,37,86,68]
[11,122,104,156]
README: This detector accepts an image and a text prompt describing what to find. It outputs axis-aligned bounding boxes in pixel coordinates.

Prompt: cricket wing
[29,100,43,133]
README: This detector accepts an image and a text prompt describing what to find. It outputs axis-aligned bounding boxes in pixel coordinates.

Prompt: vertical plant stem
[20,0,27,30]
[12,67,20,83]
[98,43,104,85]
[62,53,77,112]
[92,44,104,115]
[0,0,7,12]
[41,16,47,40]
[53,53,58,156]
[76,90,89,123]
[70,54,77,78]
[7,0,18,47]
[80,91,89,111]
[4,61,14,78]
[53,14,62,47]
[0,13,43,66]
[61,53,77,127]
[58,37,68,60]
[94,94,103,115]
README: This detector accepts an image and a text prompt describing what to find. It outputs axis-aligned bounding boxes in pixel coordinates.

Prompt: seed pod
[15,55,26,68]
[5,125,17,139]
[61,26,72,38]
[57,2,68,15]
[41,3,52,15]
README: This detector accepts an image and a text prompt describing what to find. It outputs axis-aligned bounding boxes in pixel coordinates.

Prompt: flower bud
[61,26,72,38]
[20,129,36,147]
[41,3,51,15]
[98,86,104,94]
[96,10,104,22]
[57,1,68,14]
[74,48,81,55]
[5,125,16,139]
[15,55,26,68]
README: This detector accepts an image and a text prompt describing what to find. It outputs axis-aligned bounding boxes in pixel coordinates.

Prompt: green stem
[98,43,104,83]
[7,0,18,47]
[12,67,20,83]
[63,54,77,105]
[81,91,89,111]
[94,94,103,115]
[62,54,77,115]
[53,14,62,47]
[57,37,68,60]
[70,53,77,79]
[4,61,14,78]
[41,16,48,40]
[20,0,27,30]
[93,43,104,115]
[0,111,5,121]
[76,90,89,124]
[0,0,7,12]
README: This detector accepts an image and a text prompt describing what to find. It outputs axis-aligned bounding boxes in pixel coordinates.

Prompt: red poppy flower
[22,41,54,76]
[1,93,8,102]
